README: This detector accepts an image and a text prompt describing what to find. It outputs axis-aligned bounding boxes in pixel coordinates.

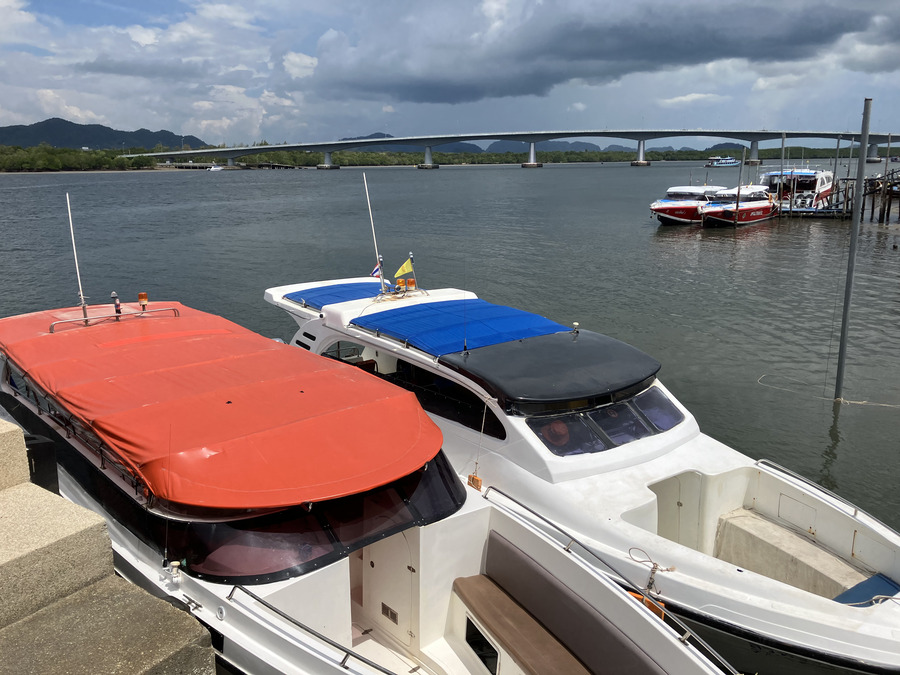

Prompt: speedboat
[704,156,741,168]
[760,168,834,212]
[265,276,900,675]
[207,163,224,171]
[698,185,779,227]
[649,185,727,226]
[0,296,729,675]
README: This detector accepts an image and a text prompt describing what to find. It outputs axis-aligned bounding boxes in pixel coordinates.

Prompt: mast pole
[363,173,386,294]
[834,98,872,400]
[66,193,89,324]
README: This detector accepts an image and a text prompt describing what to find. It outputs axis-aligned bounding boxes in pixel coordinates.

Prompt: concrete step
[0,574,214,675]
[0,481,113,628]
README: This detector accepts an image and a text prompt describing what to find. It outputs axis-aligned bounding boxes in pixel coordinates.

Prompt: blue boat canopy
[350,299,568,356]
[285,281,383,311]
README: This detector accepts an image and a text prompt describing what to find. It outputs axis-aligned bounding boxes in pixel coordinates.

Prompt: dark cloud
[74,53,211,81]
[303,1,894,105]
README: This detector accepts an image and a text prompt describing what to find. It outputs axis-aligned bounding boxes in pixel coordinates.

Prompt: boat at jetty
[761,168,834,212]
[698,185,779,227]
[265,275,900,675]
[0,296,729,675]
[649,185,727,226]
[704,156,740,168]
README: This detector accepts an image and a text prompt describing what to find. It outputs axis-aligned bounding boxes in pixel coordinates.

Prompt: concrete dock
[0,418,216,674]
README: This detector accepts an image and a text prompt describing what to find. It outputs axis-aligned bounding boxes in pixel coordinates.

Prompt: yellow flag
[394,258,413,277]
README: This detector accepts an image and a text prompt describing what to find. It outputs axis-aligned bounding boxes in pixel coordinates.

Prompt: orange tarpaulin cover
[0,302,443,509]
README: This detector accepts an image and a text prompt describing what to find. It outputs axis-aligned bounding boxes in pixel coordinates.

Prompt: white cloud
[34,89,105,123]
[567,102,586,112]
[383,105,395,113]
[283,51,317,79]
[658,93,730,107]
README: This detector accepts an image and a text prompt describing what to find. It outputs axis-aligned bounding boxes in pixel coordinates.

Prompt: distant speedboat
[650,185,727,226]
[0,296,730,675]
[761,168,834,211]
[265,275,900,675]
[699,184,779,227]
[704,156,741,168]
[207,163,223,171]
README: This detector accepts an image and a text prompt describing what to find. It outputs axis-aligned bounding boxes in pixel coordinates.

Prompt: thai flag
[370,264,381,278]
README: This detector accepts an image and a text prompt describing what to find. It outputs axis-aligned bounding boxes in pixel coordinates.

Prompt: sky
[0,0,897,149]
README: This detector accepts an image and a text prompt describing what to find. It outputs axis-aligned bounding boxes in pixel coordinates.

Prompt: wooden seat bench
[452,574,590,675]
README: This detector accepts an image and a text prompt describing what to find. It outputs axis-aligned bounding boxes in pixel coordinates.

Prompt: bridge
[123,129,897,169]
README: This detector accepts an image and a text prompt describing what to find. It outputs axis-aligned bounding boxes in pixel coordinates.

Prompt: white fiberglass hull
[265,279,900,675]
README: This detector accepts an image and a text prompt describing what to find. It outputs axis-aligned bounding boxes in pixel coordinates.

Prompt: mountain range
[0,118,207,150]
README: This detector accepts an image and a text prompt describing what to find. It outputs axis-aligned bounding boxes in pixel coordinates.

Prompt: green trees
[0,144,157,171]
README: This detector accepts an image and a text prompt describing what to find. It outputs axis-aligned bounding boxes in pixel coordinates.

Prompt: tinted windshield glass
[633,387,684,431]
[160,450,465,584]
[525,386,682,457]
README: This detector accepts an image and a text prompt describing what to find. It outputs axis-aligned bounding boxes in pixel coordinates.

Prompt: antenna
[66,193,89,324]
[363,173,386,294]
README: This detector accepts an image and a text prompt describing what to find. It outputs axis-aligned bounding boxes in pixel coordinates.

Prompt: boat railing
[225,585,397,675]
[481,485,739,675]
[49,307,180,333]
[756,459,891,530]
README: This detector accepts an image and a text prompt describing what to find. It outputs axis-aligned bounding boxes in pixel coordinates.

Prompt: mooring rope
[757,373,900,408]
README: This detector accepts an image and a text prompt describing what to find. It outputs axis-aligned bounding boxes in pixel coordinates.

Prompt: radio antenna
[363,173,386,294]
[66,193,89,324]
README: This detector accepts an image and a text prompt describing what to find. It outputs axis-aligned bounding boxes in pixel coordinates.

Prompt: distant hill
[705,142,746,151]
[339,132,484,154]
[0,118,207,150]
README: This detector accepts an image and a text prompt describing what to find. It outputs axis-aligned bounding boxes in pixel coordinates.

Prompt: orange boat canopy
[0,302,443,510]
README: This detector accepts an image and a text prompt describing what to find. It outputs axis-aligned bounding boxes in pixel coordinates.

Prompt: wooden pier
[781,167,900,221]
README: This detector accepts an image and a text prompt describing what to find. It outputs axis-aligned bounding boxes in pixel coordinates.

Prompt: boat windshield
[160,450,465,584]
[525,387,684,456]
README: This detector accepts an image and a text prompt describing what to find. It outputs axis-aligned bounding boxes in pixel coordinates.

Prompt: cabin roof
[438,330,661,407]
[0,302,442,510]
[349,298,569,355]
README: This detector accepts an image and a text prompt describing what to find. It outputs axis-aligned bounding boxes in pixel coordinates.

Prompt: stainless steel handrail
[755,458,893,528]
[49,307,180,333]
[226,585,397,675]
[481,485,739,675]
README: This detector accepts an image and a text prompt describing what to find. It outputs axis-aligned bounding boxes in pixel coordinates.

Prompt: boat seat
[455,531,668,675]
[834,573,900,607]
[453,575,590,675]
[714,508,868,598]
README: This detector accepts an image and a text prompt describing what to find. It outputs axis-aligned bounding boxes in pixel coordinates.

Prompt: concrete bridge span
[123,129,895,168]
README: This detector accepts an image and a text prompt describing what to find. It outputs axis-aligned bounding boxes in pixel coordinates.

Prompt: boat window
[587,403,652,445]
[632,387,684,431]
[523,386,681,456]
[526,415,608,456]
[322,340,365,363]
[156,450,466,585]
[465,618,498,674]
[387,359,507,440]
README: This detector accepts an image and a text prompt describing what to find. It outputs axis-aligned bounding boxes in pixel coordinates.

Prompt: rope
[628,547,676,593]
[758,373,900,409]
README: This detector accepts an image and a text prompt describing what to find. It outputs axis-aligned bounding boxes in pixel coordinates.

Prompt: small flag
[370,264,381,278]
[394,257,413,277]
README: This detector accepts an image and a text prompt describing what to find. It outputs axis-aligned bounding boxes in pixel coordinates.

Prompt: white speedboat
[0,297,728,675]
[761,168,834,212]
[265,276,900,675]
[704,156,741,168]
[649,185,727,226]
[698,185,779,227]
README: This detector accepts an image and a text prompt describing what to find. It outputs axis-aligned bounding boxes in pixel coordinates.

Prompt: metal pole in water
[66,193,89,324]
[779,133,786,216]
[835,98,872,401]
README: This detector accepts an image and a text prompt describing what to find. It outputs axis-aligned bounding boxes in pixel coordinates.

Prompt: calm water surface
[1,162,898,528]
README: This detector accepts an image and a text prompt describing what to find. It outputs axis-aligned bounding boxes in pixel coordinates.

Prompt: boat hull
[701,202,778,227]
[650,205,704,226]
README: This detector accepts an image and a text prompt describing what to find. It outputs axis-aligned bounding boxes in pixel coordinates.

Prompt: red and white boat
[761,168,834,213]
[649,185,726,225]
[0,295,732,675]
[698,185,778,227]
